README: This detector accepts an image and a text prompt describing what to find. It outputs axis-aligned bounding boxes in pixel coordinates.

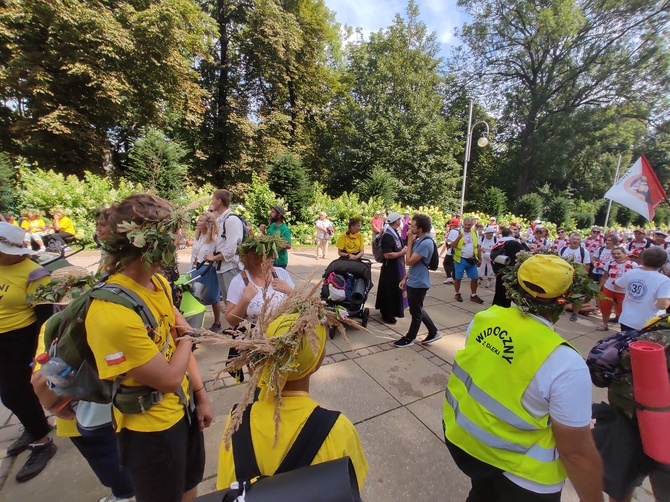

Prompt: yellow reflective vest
[452,229,478,264]
[443,306,570,486]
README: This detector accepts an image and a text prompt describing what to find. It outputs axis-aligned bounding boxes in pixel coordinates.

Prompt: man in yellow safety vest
[443,254,604,501]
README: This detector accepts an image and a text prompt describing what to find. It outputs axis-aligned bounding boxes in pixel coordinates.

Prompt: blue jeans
[405,286,438,341]
[70,424,134,499]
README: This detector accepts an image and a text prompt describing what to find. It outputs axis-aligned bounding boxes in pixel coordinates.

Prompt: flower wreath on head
[500,250,603,323]
[186,279,364,447]
[237,233,286,260]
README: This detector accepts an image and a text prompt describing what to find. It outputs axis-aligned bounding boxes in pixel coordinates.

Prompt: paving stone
[343,350,359,359]
[355,347,371,356]
[331,353,348,363]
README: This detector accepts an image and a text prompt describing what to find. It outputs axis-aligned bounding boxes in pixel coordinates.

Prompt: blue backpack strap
[28,267,50,285]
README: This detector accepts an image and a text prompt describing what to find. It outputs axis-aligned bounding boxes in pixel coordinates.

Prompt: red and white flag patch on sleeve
[104,352,126,366]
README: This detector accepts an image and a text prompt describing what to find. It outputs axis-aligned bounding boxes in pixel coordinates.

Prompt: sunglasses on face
[558,231,565,234]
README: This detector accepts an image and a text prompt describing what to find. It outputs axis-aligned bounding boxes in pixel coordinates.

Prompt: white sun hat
[0,222,34,255]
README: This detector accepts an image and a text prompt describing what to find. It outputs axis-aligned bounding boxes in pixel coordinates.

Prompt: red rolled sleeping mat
[630,341,670,463]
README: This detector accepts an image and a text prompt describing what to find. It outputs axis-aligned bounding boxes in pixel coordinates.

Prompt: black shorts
[118,411,205,502]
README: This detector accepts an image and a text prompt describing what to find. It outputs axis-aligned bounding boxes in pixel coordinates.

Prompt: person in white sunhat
[478,226,497,288]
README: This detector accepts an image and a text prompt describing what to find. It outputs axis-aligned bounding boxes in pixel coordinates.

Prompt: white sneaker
[443,278,454,284]
[98,495,135,502]
[485,280,491,288]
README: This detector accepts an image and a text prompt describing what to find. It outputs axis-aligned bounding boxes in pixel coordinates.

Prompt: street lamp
[459,100,491,216]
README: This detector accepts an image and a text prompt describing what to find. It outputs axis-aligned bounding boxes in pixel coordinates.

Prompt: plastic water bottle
[35,353,76,388]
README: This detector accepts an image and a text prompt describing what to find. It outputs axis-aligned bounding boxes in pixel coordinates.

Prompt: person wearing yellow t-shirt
[336,217,365,260]
[0,222,55,482]
[44,209,76,249]
[216,313,368,491]
[20,210,47,251]
[86,194,213,502]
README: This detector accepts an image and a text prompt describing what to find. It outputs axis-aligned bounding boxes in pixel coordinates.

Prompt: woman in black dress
[375,212,408,324]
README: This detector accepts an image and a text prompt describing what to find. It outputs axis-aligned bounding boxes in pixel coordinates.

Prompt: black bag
[419,236,439,271]
[372,234,385,263]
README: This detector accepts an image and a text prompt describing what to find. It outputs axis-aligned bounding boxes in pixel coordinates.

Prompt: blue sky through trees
[324,0,465,57]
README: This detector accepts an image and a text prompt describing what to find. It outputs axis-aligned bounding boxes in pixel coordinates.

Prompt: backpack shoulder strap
[231,404,261,482]
[580,246,585,262]
[91,283,158,331]
[271,268,278,279]
[275,406,341,475]
[241,270,249,286]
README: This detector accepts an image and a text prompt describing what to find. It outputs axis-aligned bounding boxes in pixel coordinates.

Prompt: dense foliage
[0,0,669,225]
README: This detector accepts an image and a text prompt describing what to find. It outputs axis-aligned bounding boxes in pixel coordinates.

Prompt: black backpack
[418,236,439,271]
[560,244,586,263]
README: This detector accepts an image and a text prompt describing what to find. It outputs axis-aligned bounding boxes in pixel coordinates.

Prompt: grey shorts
[217,268,240,302]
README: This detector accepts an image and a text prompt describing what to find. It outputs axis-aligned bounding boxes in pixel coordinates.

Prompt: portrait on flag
[604,155,666,221]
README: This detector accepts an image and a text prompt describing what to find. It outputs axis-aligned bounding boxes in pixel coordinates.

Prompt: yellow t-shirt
[216,393,368,490]
[336,232,364,254]
[0,259,50,333]
[86,273,189,433]
[21,218,45,233]
[55,215,75,236]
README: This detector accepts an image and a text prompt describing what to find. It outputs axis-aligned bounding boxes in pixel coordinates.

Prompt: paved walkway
[0,247,653,501]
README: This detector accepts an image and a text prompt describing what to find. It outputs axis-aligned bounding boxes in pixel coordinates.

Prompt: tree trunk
[516,115,536,197]
[216,0,231,180]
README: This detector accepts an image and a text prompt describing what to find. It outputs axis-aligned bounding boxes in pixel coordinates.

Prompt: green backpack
[42,281,164,409]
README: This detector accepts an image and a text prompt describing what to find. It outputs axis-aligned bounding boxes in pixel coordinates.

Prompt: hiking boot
[569,313,578,322]
[422,333,443,345]
[15,440,57,483]
[470,295,484,304]
[7,429,34,457]
[393,337,414,348]
[209,322,222,332]
[455,293,463,302]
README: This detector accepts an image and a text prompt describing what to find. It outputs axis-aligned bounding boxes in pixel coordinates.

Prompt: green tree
[268,152,313,221]
[454,0,670,196]
[358,169,399,209]
[0,154,17,213]
[476,187,507,218]
[0,0,213,173]
[544,197,573,227]
[515,193,543,221]
[328,1,461,206]
[126,129,190,201]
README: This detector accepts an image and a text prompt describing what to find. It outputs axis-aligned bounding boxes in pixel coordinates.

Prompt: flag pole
[604,154,622,228]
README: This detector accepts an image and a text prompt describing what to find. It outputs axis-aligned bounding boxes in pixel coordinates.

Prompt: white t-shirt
[446,229,460,256]
[615,268,670,329]
[560,245,591,264]
[602,260,637,292]
[315,219,333,240]
[456,230,475,258]
[593,246,614,274]
[190,235,217,265]
[226,267,295,323]
[465,313,592,494]
[479,236,497,253]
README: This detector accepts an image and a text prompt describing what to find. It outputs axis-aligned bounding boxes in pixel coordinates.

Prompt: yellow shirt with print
[336,232,364,254]
[86,273,189,433]
[55,215,75,236]
[0,259,50,333]
[216,393,368,490]
[21,218,45,233]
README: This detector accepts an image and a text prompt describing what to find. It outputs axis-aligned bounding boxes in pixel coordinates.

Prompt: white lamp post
[459,100,491,216]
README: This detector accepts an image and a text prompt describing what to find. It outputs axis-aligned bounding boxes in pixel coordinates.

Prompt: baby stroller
[321,258,373,338]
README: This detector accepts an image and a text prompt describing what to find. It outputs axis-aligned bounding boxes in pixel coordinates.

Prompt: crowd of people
[3,193,670,502]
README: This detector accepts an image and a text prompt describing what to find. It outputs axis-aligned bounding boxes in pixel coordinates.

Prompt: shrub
[615,205,634,227]
[242,173,281,228]
[595,202,617,227]
[544,197,573,227]
[572,211,595,229]
[0,154,18,213]
[16,168,139,243]
[358,169,398,208]
[268,152,313,221]
[515,193,543,221]
[477,187,507,217]
[126,129,190,201]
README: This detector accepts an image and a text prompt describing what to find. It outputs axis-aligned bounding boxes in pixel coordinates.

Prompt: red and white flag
[604,155,666,221]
